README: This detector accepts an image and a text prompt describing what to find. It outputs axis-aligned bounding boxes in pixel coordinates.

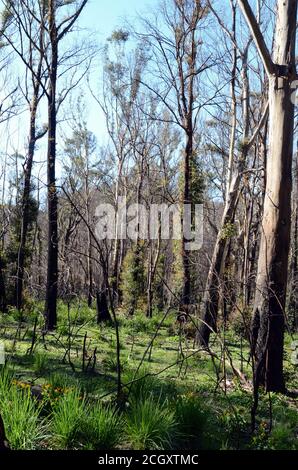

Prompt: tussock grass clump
[102,355,122,373]
[80,403,123,450]
[1,387,45,449]
[175,393,210,449]
[57,300,94,327]
[0,367,45,449]
[51,388,122,449]
[123,368,161,402]
[48,371,77,390]
[51,389,86,448]
[33,352,49,375]
[126,395,178,450]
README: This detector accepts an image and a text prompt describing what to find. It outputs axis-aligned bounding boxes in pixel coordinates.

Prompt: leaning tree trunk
[249,0,297,392]
[197,44,261,346]
[197,164,246,345]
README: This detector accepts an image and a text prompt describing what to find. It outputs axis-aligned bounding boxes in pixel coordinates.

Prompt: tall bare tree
[138,0,210,313]
[0,0,49,310]
[198,2,269,346]
[238,0,297,392]
[43,0,88,330]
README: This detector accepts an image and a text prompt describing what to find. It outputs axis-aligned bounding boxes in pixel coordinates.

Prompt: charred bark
[96,289,112,323]
[44,3,58,331]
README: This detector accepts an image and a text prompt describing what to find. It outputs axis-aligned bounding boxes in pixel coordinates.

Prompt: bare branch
[237,0,275,76]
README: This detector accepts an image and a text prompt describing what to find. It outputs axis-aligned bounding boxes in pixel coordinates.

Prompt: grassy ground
[0,301,297,450]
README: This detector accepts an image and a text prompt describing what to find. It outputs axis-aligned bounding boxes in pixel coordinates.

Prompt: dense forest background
[0,0,297,452]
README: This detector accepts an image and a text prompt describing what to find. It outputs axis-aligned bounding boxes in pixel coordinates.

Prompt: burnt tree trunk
[86,199,93,307]
[96,289,112,323]
[181,128,192,311]
[44,2,58,330]
[15,10,46,311]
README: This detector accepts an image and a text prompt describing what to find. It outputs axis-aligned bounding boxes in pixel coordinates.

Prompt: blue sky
[80,0,157,41]
[72,0,159,143]
[1,0,162,194]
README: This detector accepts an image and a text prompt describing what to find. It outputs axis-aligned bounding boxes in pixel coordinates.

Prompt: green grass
[48,371,76,390]
[0,367,46,449]
[0,300,297,450]
[126,395,178,450]
[80,402,123,450]
[50,388,122,450]
[174,393,211,449]
[51,389,87,448]
[33,352,49,375]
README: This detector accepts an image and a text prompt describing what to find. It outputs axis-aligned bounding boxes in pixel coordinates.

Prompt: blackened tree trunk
[86,184,93,307]
[181,128,192,310]
[111,161,125,304]
[96,289,112,323]
[87,237,93,307]
[179,12,199,313]
[139,1,207,315]
[1,1,47,311]
[146,235,161,318]
[43,0,89,329]
[44,1,58,330]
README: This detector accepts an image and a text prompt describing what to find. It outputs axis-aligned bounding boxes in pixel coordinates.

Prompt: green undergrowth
[0,301,297,450]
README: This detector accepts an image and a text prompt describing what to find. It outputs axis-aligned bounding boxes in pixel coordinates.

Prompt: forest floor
[0,301,297,450]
